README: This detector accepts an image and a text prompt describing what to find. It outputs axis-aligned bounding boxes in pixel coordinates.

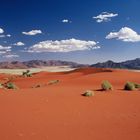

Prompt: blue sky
[0,0,140,64]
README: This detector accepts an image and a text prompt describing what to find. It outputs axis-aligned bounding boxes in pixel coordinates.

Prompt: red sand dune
[0,67,140,140]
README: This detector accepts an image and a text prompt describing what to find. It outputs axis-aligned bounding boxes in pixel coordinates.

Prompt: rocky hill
[91,58,140,69]
[0,60,88,69]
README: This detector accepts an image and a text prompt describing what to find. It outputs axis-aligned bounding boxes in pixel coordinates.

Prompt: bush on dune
[101,80,113,91]
[133,82,140,89]
[22,70,32,77]
[6,82,18,89]
[125,82,135,90]
[124,82,140,91]
[48,80,59,85]
[32,84,44,88]
[0,83,3,89]
[82,90,94,97]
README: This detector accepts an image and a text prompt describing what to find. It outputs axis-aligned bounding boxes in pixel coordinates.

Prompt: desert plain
[0,67,140,140]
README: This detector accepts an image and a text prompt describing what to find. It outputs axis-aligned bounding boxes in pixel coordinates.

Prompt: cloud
[3,54,19,58]
[0,45,11,54]
[0,45,11,51]
[0,28,4,34]
[0,34,11,38]
[93,12,118,23]
[0,35,6,38]
[28,38,100,53]
[14,41,25,46]
[7,34,11,37]
[0,51,7,54]
[0,46,18,58]
[22,30,42,36]
[62,19,71,23]
[0,27,11,37]
[106,27,140,42]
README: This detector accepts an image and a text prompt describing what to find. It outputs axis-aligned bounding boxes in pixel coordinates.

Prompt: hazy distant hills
[91,58,140,69]
[0,58,140,69]
[0,60,88,69]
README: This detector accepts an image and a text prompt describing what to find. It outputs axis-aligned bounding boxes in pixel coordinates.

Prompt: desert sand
[0,67,140,140]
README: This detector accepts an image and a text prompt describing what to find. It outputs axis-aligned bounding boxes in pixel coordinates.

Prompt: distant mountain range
[91,58,140,69]
[0,58,140,69]
[0,60,88,69]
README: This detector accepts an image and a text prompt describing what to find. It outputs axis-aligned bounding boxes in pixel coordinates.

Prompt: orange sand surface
[0,68,140,140]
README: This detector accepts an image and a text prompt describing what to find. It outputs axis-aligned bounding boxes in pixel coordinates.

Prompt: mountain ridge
[91,58,140,69]
[0,60,88,69]
[0,58,140,69]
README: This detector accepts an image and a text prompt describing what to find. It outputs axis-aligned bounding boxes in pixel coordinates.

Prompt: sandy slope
[0,68,140,140]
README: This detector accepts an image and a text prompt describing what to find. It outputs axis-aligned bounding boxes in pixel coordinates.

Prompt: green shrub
[124,82,135,91]
[22,70,32,77]
[0,83,3,89]
[27,73,32,77]
[48,80,59,85]
[6,82,18,89]
[124,82,140,90]
[82,90,94,97]
[133,83,140,88]
[101,80,113,91]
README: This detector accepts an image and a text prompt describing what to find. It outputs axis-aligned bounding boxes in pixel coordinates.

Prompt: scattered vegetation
[0,83,3,89]
[0,76,19,90]
[124,82,136,91]
[6,82,18,89]
[33,84,41,88]
[22,70,32,77]
[133,82,140,89]
[32,84,44,88]
[101,80,113,91]
[82,90,94,97]
[48,80,59,85]
[124,81,140,91]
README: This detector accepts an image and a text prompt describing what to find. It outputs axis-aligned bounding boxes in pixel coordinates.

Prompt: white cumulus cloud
[0,51,7,54]
[0,28,11,37]
[0,34,11,38]
[3,54,19,58]
[0,28,4,34]
[93,12,118,23]
[106,27,140,42]
[7,34,11,37]
[0,45,11,51]
[28,38,100,53]
[62,19,71,23]
[22,30,42,36]
[14,41,25,46]
[0,45,11,54]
